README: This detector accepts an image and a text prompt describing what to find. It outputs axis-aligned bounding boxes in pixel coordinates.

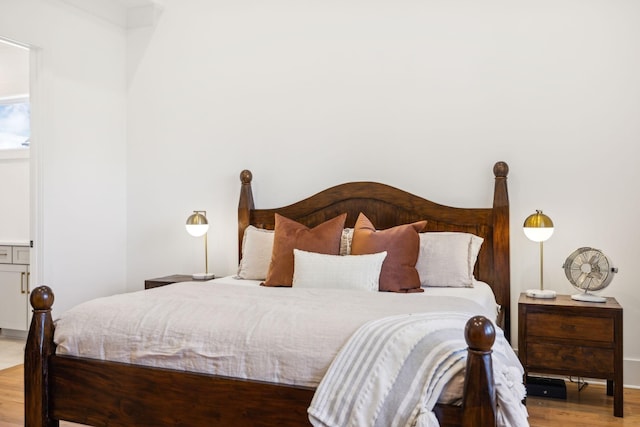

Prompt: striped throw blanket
[308,312,528,427]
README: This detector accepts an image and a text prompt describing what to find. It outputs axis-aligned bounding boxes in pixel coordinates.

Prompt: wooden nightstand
[144,274,193,289]
[518,293,623,417]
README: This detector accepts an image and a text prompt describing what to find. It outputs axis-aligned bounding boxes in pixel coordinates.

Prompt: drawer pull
[20,272,26,294]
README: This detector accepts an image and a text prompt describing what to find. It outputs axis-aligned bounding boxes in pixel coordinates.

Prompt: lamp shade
[185,212,209,237]
[523,210,554,242]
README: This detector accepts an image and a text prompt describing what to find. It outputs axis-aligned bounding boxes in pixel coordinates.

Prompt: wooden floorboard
[0,365,23,427]
[527,378,639,426]
[1,364,639,426]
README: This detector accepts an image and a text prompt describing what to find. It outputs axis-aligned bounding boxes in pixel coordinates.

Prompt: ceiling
[115,0,157,6]
[58,0,163,29]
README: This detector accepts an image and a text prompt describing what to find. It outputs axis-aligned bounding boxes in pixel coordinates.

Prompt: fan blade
[590,271,603,281]
[578,252,590,265]
[576,272,588,286]
[597,258,610,270]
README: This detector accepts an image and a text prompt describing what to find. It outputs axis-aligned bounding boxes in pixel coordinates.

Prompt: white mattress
[54,276,502,391]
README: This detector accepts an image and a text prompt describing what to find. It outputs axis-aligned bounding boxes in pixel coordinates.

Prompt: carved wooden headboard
[237,162,511,340]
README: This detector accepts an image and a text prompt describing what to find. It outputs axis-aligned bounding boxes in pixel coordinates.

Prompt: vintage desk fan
[563,247,618,302]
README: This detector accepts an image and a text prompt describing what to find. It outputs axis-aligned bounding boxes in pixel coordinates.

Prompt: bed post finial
[465,315,496,351]
[238,170,255,263]
[25,285,58,427]
[461,316,497,427]
[30,285,55,310]
[240,169,253,184]
[493,161,509,178]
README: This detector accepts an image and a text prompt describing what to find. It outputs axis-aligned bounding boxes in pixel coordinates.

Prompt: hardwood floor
[0,365,22,426]
[1,364,638,426]
[527,379,639,426]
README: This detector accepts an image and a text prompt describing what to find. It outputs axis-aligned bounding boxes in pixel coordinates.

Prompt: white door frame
[0,35,44,293]
[28,44,44,288]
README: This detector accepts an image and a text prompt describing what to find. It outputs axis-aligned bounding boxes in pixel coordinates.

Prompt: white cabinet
[12,246,30,265]
[0,245,30,331]
[0,246,11,264]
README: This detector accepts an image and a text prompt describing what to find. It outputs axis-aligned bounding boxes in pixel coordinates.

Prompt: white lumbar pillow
[292,249,387,291]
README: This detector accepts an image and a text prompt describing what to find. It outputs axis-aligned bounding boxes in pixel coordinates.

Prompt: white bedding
[54,276,504,391]
[220,275,501,319]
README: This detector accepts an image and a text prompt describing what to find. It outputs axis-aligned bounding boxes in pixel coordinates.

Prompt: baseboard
[0,329,28,340]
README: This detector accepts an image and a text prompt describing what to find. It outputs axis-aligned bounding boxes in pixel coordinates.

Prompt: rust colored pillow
[351,213,427,293]
[263,213,347,287]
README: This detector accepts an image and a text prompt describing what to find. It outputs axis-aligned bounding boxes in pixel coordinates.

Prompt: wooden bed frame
[25,161,510,427]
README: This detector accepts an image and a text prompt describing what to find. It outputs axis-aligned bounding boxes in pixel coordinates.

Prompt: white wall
[0,152,29,242]
[0,0,128,314]
[127,1,640,386]
[0,41,29,97]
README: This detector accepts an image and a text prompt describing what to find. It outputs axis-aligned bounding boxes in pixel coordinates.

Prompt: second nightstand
[518,293,623,417]
[144,274,194,289]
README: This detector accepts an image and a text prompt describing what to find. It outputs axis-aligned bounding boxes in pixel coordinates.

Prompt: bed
[25,161,517,427]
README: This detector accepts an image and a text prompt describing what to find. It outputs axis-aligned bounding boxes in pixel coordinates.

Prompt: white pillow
[292,249,387,291]
[237,226,274,280]
[416,232,484,287]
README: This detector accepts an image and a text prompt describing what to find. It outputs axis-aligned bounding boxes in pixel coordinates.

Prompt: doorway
[0,37,33,339]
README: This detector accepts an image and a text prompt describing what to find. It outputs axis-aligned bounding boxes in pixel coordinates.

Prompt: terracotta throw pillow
[351,213,427,293]
[263,213,347,287]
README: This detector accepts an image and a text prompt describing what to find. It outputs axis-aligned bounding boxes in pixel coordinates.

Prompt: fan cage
[563,247,617,295]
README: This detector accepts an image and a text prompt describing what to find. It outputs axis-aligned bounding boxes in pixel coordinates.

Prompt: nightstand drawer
[527,312,614,343]
[527,342,615,377]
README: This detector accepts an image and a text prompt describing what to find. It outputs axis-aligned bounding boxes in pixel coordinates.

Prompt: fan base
[571,293,606,303]
[525,289,557,299]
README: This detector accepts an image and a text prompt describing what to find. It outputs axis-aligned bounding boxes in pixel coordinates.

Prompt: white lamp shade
[185,223,209,237]
[185,211,209,237]
[523,210,554,242]
[523,226,554,242]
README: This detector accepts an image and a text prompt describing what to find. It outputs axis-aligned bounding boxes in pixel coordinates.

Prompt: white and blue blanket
[308,312,528,427]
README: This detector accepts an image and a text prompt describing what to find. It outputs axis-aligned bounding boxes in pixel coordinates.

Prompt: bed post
[461,316,496,427]
[24,286,58,427]
[238,169,255,263]
[492,161,510,342]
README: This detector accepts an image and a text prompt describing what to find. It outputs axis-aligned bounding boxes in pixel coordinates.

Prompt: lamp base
[192,272,215,280]
[525,289,557,299]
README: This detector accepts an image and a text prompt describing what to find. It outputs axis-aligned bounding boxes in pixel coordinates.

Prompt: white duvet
[54,277,504,390]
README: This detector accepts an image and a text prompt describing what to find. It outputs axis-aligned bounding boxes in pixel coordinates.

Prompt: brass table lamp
[523,209,555,298]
